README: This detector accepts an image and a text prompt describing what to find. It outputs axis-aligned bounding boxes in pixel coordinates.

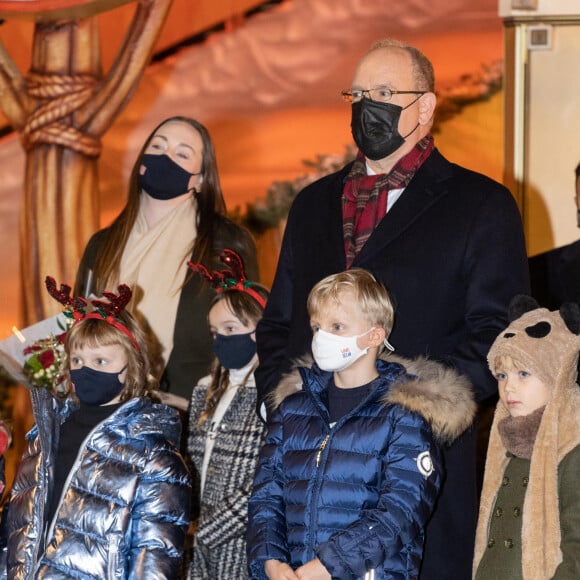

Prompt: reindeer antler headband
[45,276,139,351]
[188,249,266,309]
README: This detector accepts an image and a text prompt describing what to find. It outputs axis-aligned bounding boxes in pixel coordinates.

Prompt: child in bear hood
[474,295,580,579]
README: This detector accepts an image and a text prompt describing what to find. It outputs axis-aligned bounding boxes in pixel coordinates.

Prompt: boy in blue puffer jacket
[247,269,476,579]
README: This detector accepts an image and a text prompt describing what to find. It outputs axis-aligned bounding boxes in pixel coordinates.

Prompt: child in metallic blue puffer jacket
[4,279,191,579]
[247,269,476,580]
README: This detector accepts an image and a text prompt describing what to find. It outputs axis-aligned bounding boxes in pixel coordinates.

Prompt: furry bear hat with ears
[487,295,580,389]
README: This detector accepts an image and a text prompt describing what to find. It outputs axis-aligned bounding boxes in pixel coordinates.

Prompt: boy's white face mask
[312,328,373,372]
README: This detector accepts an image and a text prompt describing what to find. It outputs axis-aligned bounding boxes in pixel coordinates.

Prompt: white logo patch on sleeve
[416,450,434,478]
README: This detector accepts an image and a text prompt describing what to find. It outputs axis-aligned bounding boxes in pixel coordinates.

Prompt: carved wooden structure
[0,0,172,322]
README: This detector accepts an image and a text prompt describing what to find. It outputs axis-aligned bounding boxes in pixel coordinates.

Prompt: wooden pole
[0,0,172,323]
[19,18,102,322]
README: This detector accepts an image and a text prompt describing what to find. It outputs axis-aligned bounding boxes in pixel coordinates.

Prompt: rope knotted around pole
[22,71,102,157]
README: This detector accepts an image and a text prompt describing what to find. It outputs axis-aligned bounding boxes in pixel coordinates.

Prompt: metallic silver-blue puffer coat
[5,387,191,579]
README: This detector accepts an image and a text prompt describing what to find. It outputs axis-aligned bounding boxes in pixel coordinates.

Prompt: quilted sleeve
[246,408,290,580]
[127,441,191,580]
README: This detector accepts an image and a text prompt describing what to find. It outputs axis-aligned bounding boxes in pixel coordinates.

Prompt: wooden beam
[0,0,134,21]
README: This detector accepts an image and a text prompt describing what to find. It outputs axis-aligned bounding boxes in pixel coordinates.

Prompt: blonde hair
[307,269,395,335]
[491,354,553,396]
[491,354,528,376]
[61,311,158,402]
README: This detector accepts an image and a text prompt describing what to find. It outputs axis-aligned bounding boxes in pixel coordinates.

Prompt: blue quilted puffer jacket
[247,357,476,579]
[4,387,191,580]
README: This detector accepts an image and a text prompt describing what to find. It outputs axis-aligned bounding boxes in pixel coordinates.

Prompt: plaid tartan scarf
[342,135,434,268]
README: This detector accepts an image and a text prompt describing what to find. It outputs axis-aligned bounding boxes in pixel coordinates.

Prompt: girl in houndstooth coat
[187,266,268,580]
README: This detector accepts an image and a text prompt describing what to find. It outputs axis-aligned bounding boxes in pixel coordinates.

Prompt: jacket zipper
[108,540,119,578]
[305,373,386,566]
[31,389,48,569]
[315,434,330,467]
[308,430,331,561]
[314,428,377,580]
[304,373,392,576]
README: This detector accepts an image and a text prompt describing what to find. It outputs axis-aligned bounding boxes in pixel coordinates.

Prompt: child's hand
[265,559,300,579]
[295,558,331,580]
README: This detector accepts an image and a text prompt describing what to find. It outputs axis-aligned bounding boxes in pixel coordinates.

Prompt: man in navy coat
[255,38,530,579]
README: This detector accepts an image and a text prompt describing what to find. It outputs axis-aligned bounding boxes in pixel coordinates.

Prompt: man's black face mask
[351,97,420,161]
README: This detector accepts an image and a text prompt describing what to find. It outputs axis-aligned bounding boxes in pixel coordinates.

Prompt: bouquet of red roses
[23,331,67,390]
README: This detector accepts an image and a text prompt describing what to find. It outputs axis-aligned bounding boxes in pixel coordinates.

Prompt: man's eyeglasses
[341,88,426,104]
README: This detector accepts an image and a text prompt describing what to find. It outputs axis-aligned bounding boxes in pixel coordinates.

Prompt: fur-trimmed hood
[269,353,476,445]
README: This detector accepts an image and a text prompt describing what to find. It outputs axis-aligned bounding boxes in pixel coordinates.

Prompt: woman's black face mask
[139,154,200,200]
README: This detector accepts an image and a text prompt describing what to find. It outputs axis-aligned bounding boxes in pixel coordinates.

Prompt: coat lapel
[319,167,350,272]
[352,148,453,267]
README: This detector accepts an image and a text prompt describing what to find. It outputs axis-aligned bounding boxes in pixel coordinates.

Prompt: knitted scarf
[497,405,545,459]
[342,135,434,268]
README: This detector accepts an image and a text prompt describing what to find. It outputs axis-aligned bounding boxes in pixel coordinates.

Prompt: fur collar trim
[270,353,475,445]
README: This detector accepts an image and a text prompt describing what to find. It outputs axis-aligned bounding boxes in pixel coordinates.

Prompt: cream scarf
[120,195,196,365]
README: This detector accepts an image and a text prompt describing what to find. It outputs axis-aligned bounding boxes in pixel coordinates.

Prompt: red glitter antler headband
[45,276,139,351]
[188,249,266,309]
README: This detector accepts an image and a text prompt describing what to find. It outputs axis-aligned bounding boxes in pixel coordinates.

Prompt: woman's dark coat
[75,217,258,399]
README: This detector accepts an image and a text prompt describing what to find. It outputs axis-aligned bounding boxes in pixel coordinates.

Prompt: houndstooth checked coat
[187,374,266,579]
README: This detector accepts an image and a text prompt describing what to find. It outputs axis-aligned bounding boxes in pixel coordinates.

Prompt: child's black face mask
[213,332,256,370]
[70,365,126,406]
